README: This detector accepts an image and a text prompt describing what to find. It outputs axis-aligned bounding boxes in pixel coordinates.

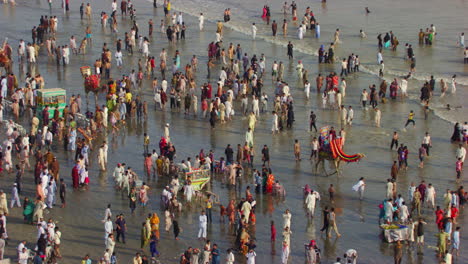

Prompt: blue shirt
[255,174,262,185]
[211,248,220,264]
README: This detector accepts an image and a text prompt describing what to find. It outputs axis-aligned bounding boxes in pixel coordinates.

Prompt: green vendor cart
[36,88,67,119]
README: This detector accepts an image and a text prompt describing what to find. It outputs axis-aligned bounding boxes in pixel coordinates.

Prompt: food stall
[36,88,67,119]
[380,224,411,243]
[181,168,210,191]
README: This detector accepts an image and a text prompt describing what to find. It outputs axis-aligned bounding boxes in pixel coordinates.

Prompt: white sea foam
[152,0,468,125]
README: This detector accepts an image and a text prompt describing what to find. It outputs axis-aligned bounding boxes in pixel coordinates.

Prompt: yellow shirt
[206,199,212,209]
[125,92,132,103]
[408,112,414,120]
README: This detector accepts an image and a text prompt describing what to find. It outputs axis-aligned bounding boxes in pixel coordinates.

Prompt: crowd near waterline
[0,0,467,264]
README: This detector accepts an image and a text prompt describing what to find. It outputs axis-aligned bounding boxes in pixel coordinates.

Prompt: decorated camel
[315,126,365,176]
[0,39,13,74]
[80,66,102,108]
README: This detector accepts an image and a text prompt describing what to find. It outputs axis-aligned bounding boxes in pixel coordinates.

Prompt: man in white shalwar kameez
[425,184,436,209]
[241,200,252,224]
[113,163,123,188]
[305,191,317,218]
[164,123,171,142]
[10,183,21,208]
[386,179,393,199]
[104,217,113,244]
[121,172,130,195]
[184,182,195,202]
[98,144,107,171]
[283,209,292,229]
[272,112,279,134]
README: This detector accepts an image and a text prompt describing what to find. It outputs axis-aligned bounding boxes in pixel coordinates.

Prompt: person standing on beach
[305,191,317,218]
[360,89,369,109]
[451,75,457,93]
[198,210,207,240]
[374,108,381,127]
[272,20,277,36]
[282,19,288,36]
[390,131,399,150]
[287,42,293,59]
[59,178,66,208]
[455,144,466,166]
[422,132,432,156]
[320,206,330,234]
[328,207,341,238]
[451,226,460,256]
[456,158,463,181]
[251,23,257,40]
[345,106,353,126]
[294,139,301,161]
[199,13,204,31]
[85,3,92,20]
[309,111,317,132]
[353,177,365,200]
[459,32,465,47]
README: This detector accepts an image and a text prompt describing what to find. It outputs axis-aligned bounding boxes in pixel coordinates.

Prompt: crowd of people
[0,0,466,263]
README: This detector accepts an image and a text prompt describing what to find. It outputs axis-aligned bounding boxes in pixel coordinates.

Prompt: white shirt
[104,220,113,237]
[111,2,117,11]
[18,251,29,264]
[70,38,76,48]
[426,187,435,198]
[246,251,256,264]
[17,243,26,254]
[422,136,431,144]
[104,208,112,220]
[115,51,122,59]
[199,214,207,227]
[160,51,167,62]
[37,226,46,239]
[456,146,466,162]
[361,92,368,101]
[226,252,235,264]
[311,140,319,150]
[45,131,53,141]
[353,180,365,192]
[346,249,358,259]
[252,25,257,34]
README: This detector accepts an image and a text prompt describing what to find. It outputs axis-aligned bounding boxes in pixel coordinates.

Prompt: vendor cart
[36,88,67,119]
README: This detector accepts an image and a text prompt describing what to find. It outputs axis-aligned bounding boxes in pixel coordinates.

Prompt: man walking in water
[353,177,366,200]
[309,111,317,132]
[199,13,204,31]
[294,139,301,161]
[251,23,257,40]
[272,20,278,36]
[287,42,293,59]
[422,132,432,156]
[390,131,399,150]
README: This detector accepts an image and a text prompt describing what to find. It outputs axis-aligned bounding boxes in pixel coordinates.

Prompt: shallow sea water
[0,1,467,263]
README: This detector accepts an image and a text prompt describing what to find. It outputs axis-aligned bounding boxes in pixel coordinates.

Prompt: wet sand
[0,1,467,264]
